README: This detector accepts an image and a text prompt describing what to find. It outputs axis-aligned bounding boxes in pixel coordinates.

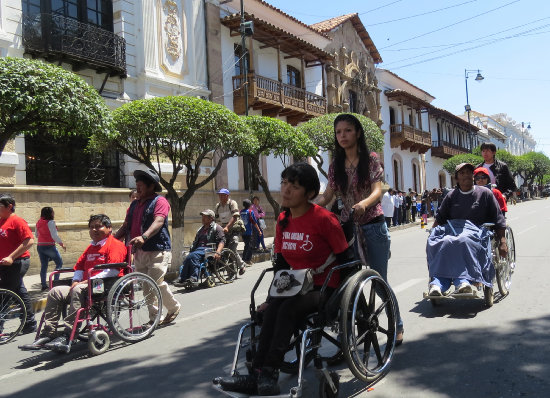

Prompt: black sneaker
[214,374,257,395]
[45,335,71,353]
[19,335,52,351]
[257,367,280,396]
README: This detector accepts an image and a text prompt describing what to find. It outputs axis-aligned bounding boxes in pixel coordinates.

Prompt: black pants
[0,257,36,327]
[253,290,321,370]
[411,207,417,222]
[384,217,392,228]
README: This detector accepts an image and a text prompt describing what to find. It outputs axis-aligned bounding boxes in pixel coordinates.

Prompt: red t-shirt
[74,234,128,280]
[129,195,170,239]
[274,204,349,288]
[0,214,33,259]
[492,188,508,213]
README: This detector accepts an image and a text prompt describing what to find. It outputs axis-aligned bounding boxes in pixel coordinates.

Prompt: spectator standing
[381,188,394,228]
[251,196,267,251]
[476,142,517,199]
[401,191,408,224]
[36,207,65,290]
[215,188,245,275]
[392,191,401,226]
[0,193,37,334]
[115,169,181,325]
[410,191,417,222]
[429,188,439,217]
[240,199,262,266]
[404,191,412,224]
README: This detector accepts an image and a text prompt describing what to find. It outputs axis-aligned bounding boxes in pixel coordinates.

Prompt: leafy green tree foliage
[297,113,384,178]
[0,57,112,155]
[520,152,550,186]
[241,115,316,217]
[91,96,252,264]
[442,153,483,175]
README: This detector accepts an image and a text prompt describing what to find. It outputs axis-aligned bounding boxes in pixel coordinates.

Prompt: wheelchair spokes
[0,289,26,344]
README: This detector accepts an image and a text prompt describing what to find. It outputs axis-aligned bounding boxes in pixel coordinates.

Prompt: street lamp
[521,122,531,153]
[465,69,484,150]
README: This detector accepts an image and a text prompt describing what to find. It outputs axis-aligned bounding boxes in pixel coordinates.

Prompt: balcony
[389,124,431,153]
[232,74,326,124]
[431,140,470,159]
[22,13,126,77]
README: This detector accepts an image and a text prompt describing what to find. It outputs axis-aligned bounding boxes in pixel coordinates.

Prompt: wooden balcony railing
[431,140,470,159]
[232,74,326,122]
[389,124,431,153]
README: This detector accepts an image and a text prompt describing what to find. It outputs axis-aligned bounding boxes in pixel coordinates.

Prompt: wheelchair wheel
[106,272,162,343]
[214,249,238,284]
[496,226,515,296]
[88,329,110,356]
[340,269,397,384]
[484,286,494,307]
[205,276,216,288]
[0,288,26,344]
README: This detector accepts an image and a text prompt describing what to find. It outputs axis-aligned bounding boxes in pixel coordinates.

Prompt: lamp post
[464,69,484,151]
[521,122,531,154]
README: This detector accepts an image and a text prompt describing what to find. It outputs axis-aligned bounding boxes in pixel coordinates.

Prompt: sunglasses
[474,175,489,181]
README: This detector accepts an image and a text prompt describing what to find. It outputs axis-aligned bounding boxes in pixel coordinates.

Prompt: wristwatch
[141,234,149,241]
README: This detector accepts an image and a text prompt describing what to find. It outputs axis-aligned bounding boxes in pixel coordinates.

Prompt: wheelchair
[424,222,516,307]
[179,245,239,289]
[213,259,398,397]
[0,287,27,344]
[30,261,162,356]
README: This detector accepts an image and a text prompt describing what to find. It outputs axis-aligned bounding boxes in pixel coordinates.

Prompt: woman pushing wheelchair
[216,162,354,396]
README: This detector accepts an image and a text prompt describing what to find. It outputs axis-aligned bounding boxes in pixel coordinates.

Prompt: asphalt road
[2,199,549,398]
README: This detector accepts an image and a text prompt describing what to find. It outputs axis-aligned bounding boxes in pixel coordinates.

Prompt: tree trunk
[251,157,280,220]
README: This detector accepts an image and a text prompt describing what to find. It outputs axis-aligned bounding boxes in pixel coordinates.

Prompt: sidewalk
[25,222,425,313]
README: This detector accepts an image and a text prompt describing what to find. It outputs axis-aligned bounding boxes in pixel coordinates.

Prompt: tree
[297,113,384,178]
[0,57,112,155]
[241,115,317,218]
[442,153,483,175]
[521,152,550,186]
[90,96,253,265]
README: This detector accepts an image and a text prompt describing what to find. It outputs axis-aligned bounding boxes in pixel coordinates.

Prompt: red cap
[473,167,490,176]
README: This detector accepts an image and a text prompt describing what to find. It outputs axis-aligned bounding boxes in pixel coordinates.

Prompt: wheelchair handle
[250,267,274,317]
[93,262,128,269]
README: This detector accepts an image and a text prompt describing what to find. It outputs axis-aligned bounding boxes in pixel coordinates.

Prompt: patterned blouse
[327,152,384,225]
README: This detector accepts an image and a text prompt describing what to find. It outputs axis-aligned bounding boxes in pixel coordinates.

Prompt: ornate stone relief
[163,0,181,60]
[157,0,186,77]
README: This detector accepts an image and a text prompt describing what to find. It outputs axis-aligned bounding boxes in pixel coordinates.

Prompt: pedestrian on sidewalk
[410,191,418,222]
[241,199,262,266]
[251,196,267,252]
[36,207,65,290]
[0,193,37,334]
[115,169,181,325]
[315,113,404,345]
[381,188,394,228]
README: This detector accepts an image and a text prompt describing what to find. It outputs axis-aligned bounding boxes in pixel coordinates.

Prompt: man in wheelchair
[20,214,127,351]
[173,209,225,287]
[427,163,508,296]
[216,162,354,396]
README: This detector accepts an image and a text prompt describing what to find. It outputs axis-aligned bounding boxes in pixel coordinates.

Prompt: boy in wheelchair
[216,163,355,396]
[427,163,508,296]
[20,214,127,351]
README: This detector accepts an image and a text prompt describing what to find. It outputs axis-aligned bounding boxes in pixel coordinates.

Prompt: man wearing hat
[215,188,245,275]
[174,209,225,287]
[115,169,181,324]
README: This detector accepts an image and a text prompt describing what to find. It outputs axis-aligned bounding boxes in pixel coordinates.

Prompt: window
[412,163,418,193]
[287,66,301,88]
[393,159,400,190]
[234,44,250,76]
[348,90,357,113]
[25,134,121,187]
[23,0,113,31]
[389,107,396,125]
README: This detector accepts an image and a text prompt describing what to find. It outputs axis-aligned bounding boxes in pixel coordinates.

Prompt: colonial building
[491,113,536,156]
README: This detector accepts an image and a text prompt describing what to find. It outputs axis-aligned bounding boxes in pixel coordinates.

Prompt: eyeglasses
[474,175,489,181]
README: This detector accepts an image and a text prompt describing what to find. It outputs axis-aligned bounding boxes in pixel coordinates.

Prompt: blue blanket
[426,219,494,287]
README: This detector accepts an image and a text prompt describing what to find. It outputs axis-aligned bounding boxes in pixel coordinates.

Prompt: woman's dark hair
[278,162,320,230]
[40,206,54,220]
[243,199,251,209]
[333,114,371,192]
[0,193,16,212]
[88,214,112,228]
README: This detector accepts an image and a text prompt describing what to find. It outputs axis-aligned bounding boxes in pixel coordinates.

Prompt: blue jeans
[179,248,206,281]
[430,277,470,292]
[355,221,403,333]
[37,245,63,287]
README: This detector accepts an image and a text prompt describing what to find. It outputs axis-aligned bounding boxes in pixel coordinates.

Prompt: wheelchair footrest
[212,384,292,398]
[423,289,480,300]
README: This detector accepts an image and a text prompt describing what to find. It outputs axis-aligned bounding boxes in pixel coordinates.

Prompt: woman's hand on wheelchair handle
[257,302,269,312]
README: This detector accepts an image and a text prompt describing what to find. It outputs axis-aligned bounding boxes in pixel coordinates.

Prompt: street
[1,199,549,398]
